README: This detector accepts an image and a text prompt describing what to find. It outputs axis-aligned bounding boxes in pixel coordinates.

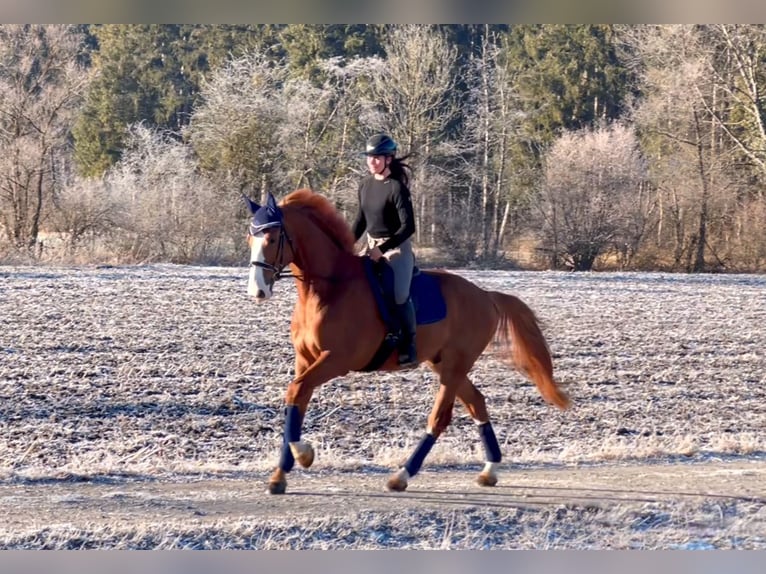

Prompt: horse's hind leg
[386,382,457,492]
[456,378,502,487]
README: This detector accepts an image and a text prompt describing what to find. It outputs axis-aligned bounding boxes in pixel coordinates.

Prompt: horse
[244,189,570,495]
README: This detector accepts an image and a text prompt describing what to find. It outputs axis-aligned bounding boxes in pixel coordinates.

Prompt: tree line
[1,24,765,272]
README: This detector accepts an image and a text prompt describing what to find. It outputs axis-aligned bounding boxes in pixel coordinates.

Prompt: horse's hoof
[290,441,315,468]
[387,467,410,492]
[386,472,407,492]
[295,444,314,468]
[268,468,287,494]
[477,472,498,487]
[268,479,287,495]
[386,476,408,492]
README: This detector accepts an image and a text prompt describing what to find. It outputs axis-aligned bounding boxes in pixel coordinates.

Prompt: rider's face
[366,154,389,175]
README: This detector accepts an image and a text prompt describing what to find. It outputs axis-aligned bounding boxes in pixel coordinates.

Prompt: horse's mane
[280,189,356,253]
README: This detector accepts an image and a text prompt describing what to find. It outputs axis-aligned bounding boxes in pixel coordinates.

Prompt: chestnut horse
[245,189,569,495]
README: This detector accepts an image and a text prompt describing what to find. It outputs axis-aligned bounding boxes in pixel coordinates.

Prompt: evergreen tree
[72,24,281,177]
[278,25,383,82]
[506,25,633,166]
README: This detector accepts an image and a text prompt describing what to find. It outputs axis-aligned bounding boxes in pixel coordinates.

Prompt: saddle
[360,257,447,371]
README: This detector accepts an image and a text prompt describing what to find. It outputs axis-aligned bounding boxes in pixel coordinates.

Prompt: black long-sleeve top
[351,175,416,254]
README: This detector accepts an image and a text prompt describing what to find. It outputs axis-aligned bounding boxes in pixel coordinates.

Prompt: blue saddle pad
[411,270,447,325]
[362,258,447,327]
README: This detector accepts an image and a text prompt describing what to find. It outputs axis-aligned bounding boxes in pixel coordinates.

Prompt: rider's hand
[369,246,383,262]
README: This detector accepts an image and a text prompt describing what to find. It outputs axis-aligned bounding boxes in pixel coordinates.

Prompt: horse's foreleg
[456,378,501,487]
[387,384,456,492]
[269,350,345,495]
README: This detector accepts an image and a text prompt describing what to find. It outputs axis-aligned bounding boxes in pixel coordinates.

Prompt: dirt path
[2,460,763,532]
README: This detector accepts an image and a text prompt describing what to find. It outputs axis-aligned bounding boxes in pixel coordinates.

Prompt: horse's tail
[489,291,570,410]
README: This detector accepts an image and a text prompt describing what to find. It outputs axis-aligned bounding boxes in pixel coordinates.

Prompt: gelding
[244,189,570,494]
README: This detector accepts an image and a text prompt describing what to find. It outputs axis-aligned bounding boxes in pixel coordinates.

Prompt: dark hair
[389,153,413,187]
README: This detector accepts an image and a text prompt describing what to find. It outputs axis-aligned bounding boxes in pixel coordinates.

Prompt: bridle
[248,215,353,285]
[250,223,297,281]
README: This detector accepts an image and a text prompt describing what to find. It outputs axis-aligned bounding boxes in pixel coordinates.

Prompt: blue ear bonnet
[250,205,282,235]
[247,194,283,235]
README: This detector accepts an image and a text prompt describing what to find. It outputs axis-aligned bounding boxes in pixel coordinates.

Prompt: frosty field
[0,264,764,549]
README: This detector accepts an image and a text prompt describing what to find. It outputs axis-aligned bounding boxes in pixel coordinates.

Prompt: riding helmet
[363,133,397,156]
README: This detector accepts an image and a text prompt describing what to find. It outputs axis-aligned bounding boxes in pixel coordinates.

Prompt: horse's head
[244,192,295,301]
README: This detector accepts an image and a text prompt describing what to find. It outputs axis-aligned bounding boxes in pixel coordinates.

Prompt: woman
[351,133,418,368]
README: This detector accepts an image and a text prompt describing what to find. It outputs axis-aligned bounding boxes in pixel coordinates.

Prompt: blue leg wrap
[403,433,436,477]
[278,405,303,472]
[478,421,502,463]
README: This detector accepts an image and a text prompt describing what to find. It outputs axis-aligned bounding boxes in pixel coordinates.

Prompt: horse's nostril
[256,289,266,299]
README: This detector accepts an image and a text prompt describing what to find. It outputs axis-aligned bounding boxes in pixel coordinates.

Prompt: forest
[1,24,765,272]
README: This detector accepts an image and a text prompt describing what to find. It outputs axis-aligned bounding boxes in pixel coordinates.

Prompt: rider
[351,133,418,368]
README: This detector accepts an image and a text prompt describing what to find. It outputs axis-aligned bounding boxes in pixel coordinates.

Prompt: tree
[540,123,647,271]
[0,25,89,251]
[461,26,526,262]
[706,25,766,186]
[185,52,290,200]
[502,24,634,200]
[627,25,743,272]
[72,25,279,178]
[279,56,383,211]
[73,25,189,176]
[45,176,117,259]
[278,24,383,82]
[105,123,237,263]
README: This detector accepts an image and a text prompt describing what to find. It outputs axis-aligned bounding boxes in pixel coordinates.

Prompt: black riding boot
[396,297,418,368]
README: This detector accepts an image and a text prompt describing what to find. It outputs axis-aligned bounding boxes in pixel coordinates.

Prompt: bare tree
[106,123,238,263]
[45,176,116,259]
[0,25,89,252]
[706,25,766,185]
[279,56,379,212]
[185,52,289,202]
[628,25,742,271]
[462,27,526,261]
[540,123,647,271]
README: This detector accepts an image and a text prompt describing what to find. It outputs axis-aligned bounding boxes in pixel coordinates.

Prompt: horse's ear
[266,192,278,210]
[242,194,260,214]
